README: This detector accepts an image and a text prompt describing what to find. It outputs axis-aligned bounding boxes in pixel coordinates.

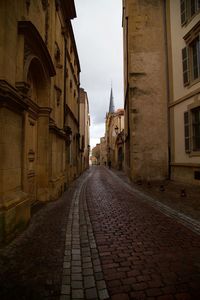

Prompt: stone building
[91,144,100,165]
[122,0,169,182]
[100,137,107,166]
[0,0,81,242]
[105,88,125,169]
[79,88,90,173]
[166,1,200,184]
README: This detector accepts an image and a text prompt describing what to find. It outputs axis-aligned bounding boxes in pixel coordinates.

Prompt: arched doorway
[118,146,124,170]
[25,56,50,204]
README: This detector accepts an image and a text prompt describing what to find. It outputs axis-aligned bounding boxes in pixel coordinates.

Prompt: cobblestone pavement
[86,166,200,300]
[0,171,90,300]
[111,168,200,224]
[0,166,200,300]
[60,173,109,300]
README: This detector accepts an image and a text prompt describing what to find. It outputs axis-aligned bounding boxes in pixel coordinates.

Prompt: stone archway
[118,146,123,170]
[25,56,51,204]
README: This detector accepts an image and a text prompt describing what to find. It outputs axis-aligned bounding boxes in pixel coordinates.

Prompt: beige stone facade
[0,0,82,242]
[166,1,200,185]
[100,137,107,166]
[79,88,90,173]
[105,109,125,169]
[92,144,100,165]
[122,0,169,182]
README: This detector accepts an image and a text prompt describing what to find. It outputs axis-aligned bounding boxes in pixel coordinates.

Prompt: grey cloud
[73,0,123,142]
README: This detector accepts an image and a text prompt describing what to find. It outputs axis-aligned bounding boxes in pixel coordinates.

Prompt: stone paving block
[84,275,95,288]
[146,288,163,297]
[85,287,98,299]
[60,295,71,300]
[72,260,82,267]
[61,285,70,295]
[111,293,129,300]
[71,280,83,289]
[63,262,70,269]
[83,262,93,269]
[93,258,101,266]
[72,266,82,274]
[72,254,81,260]
[95,272,104,281]
[82,256,92,263]
[63,268,71,276]
[64,255,71,262]
[62,276,71,285]
[72,274,83,281]
[157,295,174,300]
[98,289,110,300]
[72,249,81,255]
[72,289,84,299]
[94,265,102,272]
[97,280,107,289]
[83,268,94,276]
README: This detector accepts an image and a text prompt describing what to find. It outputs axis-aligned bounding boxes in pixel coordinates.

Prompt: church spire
[109,86,115,113]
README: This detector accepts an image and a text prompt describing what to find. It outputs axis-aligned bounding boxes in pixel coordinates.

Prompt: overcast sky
[72,0,124,149]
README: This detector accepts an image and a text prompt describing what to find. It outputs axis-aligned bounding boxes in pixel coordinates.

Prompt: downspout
[77,78,80,175]
[63,36,67,128]
[163,0,171,180]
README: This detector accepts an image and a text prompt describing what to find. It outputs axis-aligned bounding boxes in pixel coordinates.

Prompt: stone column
[37,107,51,202]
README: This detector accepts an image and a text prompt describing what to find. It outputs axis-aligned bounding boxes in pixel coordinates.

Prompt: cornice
[65,104,79,127]
[18,21,56,77]
[49,118,69,139]
[0,80,28,113]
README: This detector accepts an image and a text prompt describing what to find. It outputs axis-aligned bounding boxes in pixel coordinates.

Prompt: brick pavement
[0,166,200,300]
[0,171,91,300]
[86,166,200,300]
[60,173,109,300]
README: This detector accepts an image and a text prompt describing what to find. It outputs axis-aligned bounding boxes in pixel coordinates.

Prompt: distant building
[100,137,107,166]
[105,88,125,169]
[79,88,90,172]
[92,144,100,165]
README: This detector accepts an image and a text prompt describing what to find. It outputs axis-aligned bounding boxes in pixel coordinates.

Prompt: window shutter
[184,111,190,152]
[182,47,190,86]
[181,0,187,25]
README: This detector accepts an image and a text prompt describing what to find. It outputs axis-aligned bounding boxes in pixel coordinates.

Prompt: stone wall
[123,0,168,181]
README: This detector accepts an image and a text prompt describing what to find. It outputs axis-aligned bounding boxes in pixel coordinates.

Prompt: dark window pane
[191,38,200,80]
[182,47,189,85]
[184,111,190,152]
[192,107,200,151]
[181,0,187,25]
[191,0,196,15]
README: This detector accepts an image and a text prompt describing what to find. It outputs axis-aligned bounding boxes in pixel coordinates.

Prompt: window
[191,37,200,80]
[192,107,200,151]
[182,36,200,85]
[182,47,190,85]
[184,111,190,151]
[184,107,200,152]
[181,0,200,25]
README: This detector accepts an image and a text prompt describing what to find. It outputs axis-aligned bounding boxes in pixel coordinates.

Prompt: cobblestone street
[0,166,200,300]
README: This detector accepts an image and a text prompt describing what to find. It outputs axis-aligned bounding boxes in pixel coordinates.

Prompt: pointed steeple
[109,87,115,113]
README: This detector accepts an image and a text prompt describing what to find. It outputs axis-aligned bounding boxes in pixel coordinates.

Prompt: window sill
[187,77,200,89]
[189,151,200,157]
[182,11,200,28]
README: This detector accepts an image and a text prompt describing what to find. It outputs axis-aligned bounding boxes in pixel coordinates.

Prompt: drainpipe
[163,0,171,180]
[63,36,67,128]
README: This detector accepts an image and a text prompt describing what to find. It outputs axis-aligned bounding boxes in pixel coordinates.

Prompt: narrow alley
[0,166,200,300]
